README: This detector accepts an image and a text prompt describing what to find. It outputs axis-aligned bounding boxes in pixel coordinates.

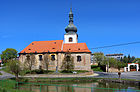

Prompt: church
[19,8,91,71]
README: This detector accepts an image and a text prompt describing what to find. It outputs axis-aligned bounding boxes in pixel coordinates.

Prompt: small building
[19,8,91,71]
[124,63,139,72]
[106,53,124,60]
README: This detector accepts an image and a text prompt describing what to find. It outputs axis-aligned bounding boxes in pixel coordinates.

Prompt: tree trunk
[15,74,19,81]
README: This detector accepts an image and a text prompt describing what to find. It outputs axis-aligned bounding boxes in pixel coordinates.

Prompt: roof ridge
[64,42,86,44]
[33,40,63,42]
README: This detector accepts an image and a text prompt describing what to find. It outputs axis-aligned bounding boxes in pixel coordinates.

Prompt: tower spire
[69,8,73,24]
[65,8,77,33]
[64,7,78,43]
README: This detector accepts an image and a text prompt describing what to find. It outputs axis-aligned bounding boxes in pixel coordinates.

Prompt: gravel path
[0,67,15,80]
[0,71,15,80]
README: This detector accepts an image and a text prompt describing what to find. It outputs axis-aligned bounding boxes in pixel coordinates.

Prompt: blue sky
[0,0,140,57]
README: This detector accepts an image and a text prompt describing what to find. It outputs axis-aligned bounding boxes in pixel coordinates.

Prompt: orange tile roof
[20,40,91,53]
[63,43,91,53]
[20,40,63,53]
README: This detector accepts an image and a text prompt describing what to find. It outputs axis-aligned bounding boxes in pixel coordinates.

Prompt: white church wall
[64,34,78,43]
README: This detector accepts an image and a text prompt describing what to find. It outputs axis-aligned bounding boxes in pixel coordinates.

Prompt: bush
[60,70,88,73]
[61,70,73,73]
[32,69,44,74]
[0,72,2,75]
[91,65,103,72]
[91,65,98,69]
[92,67,103,72]
[24,69,54,74]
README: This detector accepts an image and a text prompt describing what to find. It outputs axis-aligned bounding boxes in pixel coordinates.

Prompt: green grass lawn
[0,79,32,92]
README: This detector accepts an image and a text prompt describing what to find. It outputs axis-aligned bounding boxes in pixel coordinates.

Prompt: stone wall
[108,67,124,72]
[19,52,91,71]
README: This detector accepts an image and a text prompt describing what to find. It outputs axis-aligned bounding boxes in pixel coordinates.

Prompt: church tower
[64,8,78,43]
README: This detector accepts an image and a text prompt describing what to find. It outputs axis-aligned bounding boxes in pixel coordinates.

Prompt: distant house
[19,8,91,71]
[91,53,98,65]
[106,54,124,60]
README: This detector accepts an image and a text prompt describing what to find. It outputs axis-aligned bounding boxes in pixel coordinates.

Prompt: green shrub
[73,70,89,73]
[61,70,73,73]
[91,65,98,69]
[24,69,54,74]
[60,70,88,73]
[0,72,2,75]
[91,65,103,72]
[92,67,103,72]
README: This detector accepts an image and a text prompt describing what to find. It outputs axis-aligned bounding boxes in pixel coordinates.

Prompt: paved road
[0,67,15,80]
[0,66,140,80]
[94,71,140,80]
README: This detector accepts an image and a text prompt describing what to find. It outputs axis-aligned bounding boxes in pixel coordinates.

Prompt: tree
[133,58,140,63]
[61,53,74,71]
[108,58,117,68]
[43,54,49,72]
[0,48,18,63]
[7,60,21,81]
[130,56,135,62]
[123,56,129,63]
[93,52,104,66]
[100,56,108,66]
[101,56,109,72]
[24,54,36,72]
[133,58,140,69]
[122,55,135,63]
[128,54,131,63]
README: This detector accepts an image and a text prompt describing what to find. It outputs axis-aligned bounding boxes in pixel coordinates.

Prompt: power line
[19,41,140,53]
[89,41,140,50]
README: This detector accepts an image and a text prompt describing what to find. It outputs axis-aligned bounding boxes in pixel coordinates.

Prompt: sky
[0,0,140,57]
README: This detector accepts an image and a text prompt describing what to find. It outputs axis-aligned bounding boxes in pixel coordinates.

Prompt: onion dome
[65,8,77,33]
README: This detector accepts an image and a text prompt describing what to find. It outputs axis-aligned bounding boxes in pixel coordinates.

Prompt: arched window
[77,56,82,62]
[69,37,73,42]
[39,55,43,61]
[26,55,30,60]
[51,55,55,61]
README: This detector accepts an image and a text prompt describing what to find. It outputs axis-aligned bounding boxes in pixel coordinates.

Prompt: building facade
[19,8,91,71]
[105,54,124,60]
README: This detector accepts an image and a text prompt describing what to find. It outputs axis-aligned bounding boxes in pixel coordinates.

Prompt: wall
[64,33,78,43]
[19,52,91,71]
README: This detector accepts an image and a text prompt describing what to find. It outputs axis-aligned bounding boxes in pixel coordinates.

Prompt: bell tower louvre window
[69,37,73,42]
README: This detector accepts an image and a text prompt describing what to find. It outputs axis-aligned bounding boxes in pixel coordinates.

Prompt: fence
[0,80,140,92]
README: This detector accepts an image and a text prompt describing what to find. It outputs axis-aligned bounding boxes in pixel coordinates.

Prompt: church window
[26,55,30,60]
[51,55,55,61]
[69,37,73,42]
[39,55,43,61]
[77,56,81,62]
